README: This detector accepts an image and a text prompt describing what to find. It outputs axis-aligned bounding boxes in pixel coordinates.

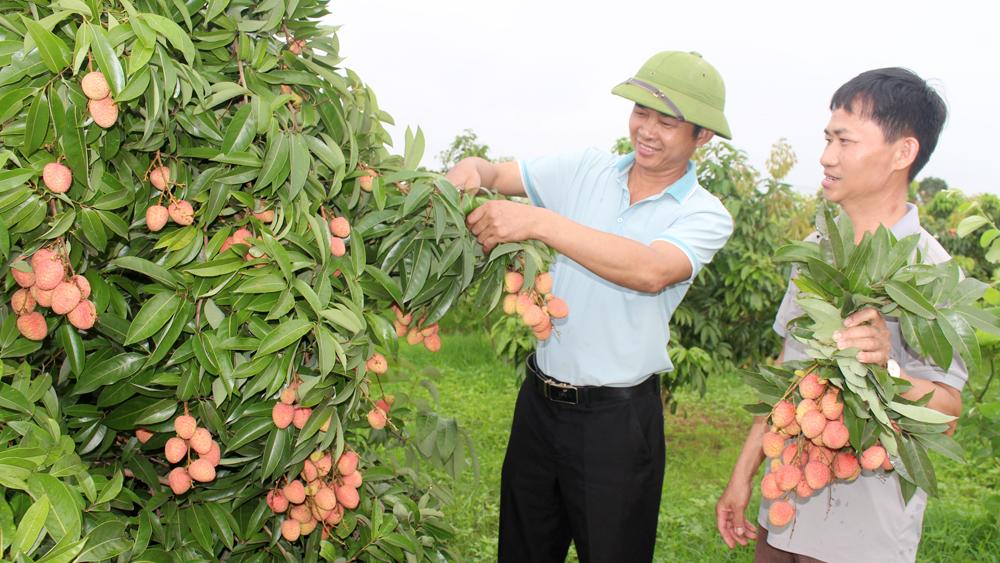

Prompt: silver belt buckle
[544,378,579,405]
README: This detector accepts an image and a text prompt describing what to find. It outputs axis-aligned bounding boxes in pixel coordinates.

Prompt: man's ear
[695,128,715,147]
[894,136,920,173]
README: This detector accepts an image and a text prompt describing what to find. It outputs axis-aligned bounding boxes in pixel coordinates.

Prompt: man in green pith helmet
[446,51,735,562]
[715,68,966,563]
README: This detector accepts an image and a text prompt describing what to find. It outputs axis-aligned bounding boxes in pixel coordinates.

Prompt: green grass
[382,332,1000,562]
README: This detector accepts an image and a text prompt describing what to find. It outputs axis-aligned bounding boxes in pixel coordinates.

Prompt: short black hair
[830,68,947,181]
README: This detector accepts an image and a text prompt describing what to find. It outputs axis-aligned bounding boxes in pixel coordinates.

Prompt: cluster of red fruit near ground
[761,371,892,527]
[501,271,568,341]
[267,449,364,541]
[163,411,222,494]
[10,247,97,340]
[81,71,118,128]
[393,306,441,352]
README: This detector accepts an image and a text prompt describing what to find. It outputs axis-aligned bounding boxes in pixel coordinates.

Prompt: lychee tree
[0,0,525,560]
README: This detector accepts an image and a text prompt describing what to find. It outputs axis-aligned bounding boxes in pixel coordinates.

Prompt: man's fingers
[716,506,737,549]
[844,307,881,327]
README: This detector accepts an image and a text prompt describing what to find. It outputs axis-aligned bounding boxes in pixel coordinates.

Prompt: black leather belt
[526,353,659,406]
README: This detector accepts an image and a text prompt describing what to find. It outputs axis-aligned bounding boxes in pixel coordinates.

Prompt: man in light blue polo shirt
[447,51,734,562]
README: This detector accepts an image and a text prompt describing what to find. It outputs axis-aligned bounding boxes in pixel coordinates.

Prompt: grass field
[383,332,1000,562]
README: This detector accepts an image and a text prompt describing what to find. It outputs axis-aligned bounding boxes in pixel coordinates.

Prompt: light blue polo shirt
[519,148,733,387]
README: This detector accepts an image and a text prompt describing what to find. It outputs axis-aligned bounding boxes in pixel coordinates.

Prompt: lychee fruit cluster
[393,305,441,352]
[271,380,324,431]
[500,271,568,341]
[366,395,394,431]
[144,159,197,232]
[328,215,350,257]
[761,371,893,527]
[81,71,118,128]
[268,449,364,541]
[287,38,306,56]
[10,248,96,340]
[164,413,221,494]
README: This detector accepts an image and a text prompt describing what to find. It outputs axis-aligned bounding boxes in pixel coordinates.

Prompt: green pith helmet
[612,51,732,139]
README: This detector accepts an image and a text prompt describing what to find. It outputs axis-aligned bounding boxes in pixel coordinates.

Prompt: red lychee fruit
[795,399,818,423]
[283,480,306,504]
[231,228,252,245]
[189,427,213,455]
[775,464,802,492]
[135,428,154,444]
[301,459,319,482]
[81,71,110,100]
[367,407,387,430]
[535,272,553,294]
[783,419,801,437]
[290,504,312,523]
[253,209,274,223]
[833,452,861,481]
[424,333,442,352]
[337,451,359,476]
[168,200,194,226]
[168,467,192,494]
[329,236,346,257]
[188,458,215,482]
[860,445,887,471]
[760,473,783,500]
[798,372,827,400]
[279,386,297,405]
[42,162,72,193]
[335,483,360,509]
[762,431,786,458]
[202,441,221,467]
[174,414,197,439]
[329,217,351,238]
[504,272,524,293]
[315,453,333,476]
[280,518,300,541]
[314,487,338,511]
[821,420,850,450]
[292,407,312,430]
[149,166,170,191]
[31,249,64,291]
[146,205,169,232]
[768,500,795,527]
[31,286,54,308]
[88,96,118,128]
[299,517,317,536]
[11,262,34,288]
[51,281,83,315]
[11,288,36,315]
[796,479,814,499]
[394,319,409,336]
[366,353,388,375]
[819,389,844,420]
[771,400,795,429]
[808,445,835,466]
[164,437,188,463]
[522,305,545,328]
[70,275,91,299]
[406,329,424,346]
[358,171,374,191]
[502,294,518,315]
[546,297,569,319]
[800,410,828,439]
[325,504,344,525]
[67,299,97,329]
[342,469,363,489]
[267,489,289,513]
[781,443,805,468]
[16,312,47,341]
[271,402,295,428]
[804,460,832,490]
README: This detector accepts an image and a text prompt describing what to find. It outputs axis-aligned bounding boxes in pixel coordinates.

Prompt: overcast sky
[324,0,1000,196]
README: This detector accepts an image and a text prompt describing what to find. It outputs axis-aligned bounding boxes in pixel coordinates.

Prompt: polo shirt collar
[615,152,697,203]
[889,203,920,238]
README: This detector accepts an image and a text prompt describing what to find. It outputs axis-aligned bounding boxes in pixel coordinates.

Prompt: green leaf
[186,506,214,554]
[256,131,289,190]
[11,495,48,557]
[256,318,312,356]
[897,435,937,496]
[910,315,953,371]
[885,280,937,319]
[888,401,957,424]
[221,103,256,153]
[56,324,85,377]
[288,133,310,197]
[912,432,964,464]
[125,293,181,345]
[203,504,236,550]
[956,215,989,238]
[22,90,49,155]
[23,18,70,73]
[261,426,291,480]
[403,242,431,303]
[76,520,130,562]
[226,416,273,450]
[108,257,180,288]
[27,474,82,543]
[104,397,176,430]
[364,265,403,305]
[139,14,196,64]
[86,24,124,96]
[74,352,145,395]
[937,309,980,376]
[95,471,123,505]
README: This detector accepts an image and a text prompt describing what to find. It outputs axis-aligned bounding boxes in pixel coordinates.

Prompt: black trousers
[498,365,666,563]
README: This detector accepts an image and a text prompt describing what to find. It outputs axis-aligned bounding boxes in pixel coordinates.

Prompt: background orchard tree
[0,0,533,560]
